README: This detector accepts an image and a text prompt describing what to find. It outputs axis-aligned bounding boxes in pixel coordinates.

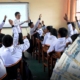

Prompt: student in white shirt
[0,20,30,79]
[64,14,78,37]
[36,23,43,37]
[47,28,68,56]
[42,26,52,45]
[0,57,8,80]
[14,12,29,32]
[0,15,7,33]
[45,28,58,47]
[41,21,46,30]
[28,14,42,36]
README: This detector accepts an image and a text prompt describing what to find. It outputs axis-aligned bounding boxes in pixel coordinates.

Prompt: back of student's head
[71,34,79,42]
[58,27,68,37]
[2,35,13,47]
[51,28,58,37]
[46,26,52,32]
[71,22,76,28]
[0,33,5,43]
[15,12,20,16]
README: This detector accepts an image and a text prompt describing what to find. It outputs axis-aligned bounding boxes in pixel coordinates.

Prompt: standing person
[13,12,29,32]
[0,15,7,33]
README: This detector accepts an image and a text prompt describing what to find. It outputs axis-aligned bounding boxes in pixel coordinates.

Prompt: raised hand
[4,15,7,21]
[28,16,30,20]
[64,14,68,21]
[24,20,29,23]
[9,19,13,26]
[75,16,78,21]
[39,14,42,19]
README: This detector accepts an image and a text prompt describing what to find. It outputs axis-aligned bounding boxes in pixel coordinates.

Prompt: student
[0,15,7,33]
[47,28,68,55]
[0,57,8,80]
[14,12,29,32]
[28,14,42,36]
[64,14,78,37]
[0,19,30,79]
[41,21,46,30]
[42,26,52,45]
[36,23,43,38]
[45,28,58,47]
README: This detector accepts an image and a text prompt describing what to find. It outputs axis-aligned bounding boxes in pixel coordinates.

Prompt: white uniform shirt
[30,19,40,36]
[14,19,25,33]
[0,21,5,29]
[45,35,57,46]
[55,37,66,52]
[66,37,72,43]
[77,21,80,29]
[0,57,7,79]
[42,32,50,45]
[47,37,66,53]
[68,24,78,37]
[36,28,43,37]
[0,26,30,67]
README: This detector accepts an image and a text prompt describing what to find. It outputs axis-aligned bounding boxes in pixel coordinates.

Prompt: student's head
[2,35,13,47]
[15,12,21,19]
[0,33,5,44]
[45,26,52,33]
[28,22,34,28]
[50,28,58,37]
[71,34,79,42]
[42,21,44,24]
[58,28,68,38]
[71,22,76,30]
[38,23,42,29]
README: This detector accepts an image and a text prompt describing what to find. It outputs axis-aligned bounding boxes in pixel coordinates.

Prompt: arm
[0,15,7,29]
[21,36,30,52]
[9,19,19,47]
[75,16,80,30]
[47,44,54,54]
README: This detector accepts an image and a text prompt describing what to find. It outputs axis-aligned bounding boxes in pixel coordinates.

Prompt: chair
[35,38,42,63]
[33,36,37,58]
[51,51,63,73]
[20,59,23,79]
[42,45,51,76]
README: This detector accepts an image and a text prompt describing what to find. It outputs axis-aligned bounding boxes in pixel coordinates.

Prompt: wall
[0,0,68,36]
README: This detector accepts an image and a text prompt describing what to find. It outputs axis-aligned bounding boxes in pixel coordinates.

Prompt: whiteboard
[0,3,29,28]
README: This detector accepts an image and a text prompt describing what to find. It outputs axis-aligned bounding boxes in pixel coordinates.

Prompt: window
[76,0,80,20]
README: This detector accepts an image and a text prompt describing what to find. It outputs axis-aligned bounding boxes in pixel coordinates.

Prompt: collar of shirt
[58,37,66,41]
[4,46,14,53]
[46,32,50,35]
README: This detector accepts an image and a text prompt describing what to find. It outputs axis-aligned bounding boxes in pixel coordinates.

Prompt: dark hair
[58,28,68,37]
[71,34,79,42]
[28,22,33,27]
[39,23,41,25]
[71,22,76,28]
[2,35,13,47]
[46,26,52,32]
[0,33,5,43]
[15,12,20,16]
[51,28,58,37]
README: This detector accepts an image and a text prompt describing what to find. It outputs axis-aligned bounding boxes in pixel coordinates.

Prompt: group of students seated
[0,12,80,80]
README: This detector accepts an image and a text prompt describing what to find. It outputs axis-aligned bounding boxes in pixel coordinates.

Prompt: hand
[39,14,42,19]
[23,36,27,39]
[64,14,68,21]
[28,16,30,20]
[75,16,78,21]
[24,20,29,23]
[9,19,13,26]
[4,15,7,21]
